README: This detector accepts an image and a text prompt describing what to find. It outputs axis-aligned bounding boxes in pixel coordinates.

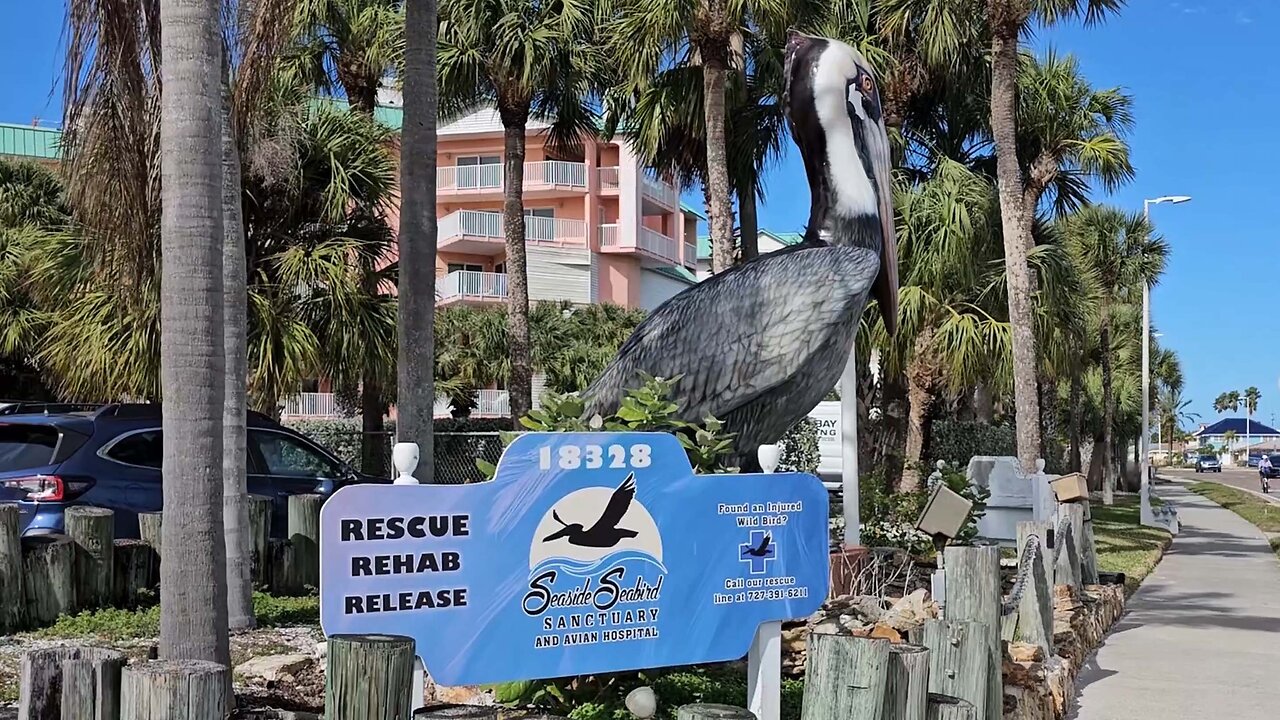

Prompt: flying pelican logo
[542,474,640,548]
[740,532,773,558]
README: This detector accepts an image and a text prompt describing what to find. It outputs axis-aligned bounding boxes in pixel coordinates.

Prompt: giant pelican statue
[583,31,898,472]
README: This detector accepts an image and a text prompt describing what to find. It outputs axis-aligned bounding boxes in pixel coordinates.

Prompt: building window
[456,155,501,188]
[525,208,555,241]
[494,262,505,275]
[447,263,484,274]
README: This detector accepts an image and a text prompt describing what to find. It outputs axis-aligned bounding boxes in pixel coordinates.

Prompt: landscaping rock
[236,654,314,684]
[881,589,937,632]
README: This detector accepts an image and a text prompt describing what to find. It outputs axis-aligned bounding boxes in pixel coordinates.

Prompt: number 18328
[538,443,652,470]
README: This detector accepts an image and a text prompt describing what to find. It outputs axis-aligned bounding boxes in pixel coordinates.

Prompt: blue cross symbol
[738,529,778,575]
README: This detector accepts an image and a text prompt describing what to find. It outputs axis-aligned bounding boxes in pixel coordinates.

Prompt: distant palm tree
[1065,204,1168,505]
[1223,429,1238,461]
[1155,386,1198,461]
[1217,390,1241,415]
[289,0,405,113]
[436,0,609,420]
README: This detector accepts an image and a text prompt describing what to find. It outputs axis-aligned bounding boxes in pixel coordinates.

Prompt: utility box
[1051,472,1090,504]
[916,483,974,539]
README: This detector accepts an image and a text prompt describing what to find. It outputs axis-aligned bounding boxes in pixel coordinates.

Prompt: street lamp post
[1141,195,1191,527]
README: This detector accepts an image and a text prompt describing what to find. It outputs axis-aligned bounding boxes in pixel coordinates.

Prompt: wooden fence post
[288,494,324,591]
[66,506,115,611]
[23,536,75,625]
[941,545,1000,720]
[925,695,976,720]
[247,495,273,588]
[325,634,416,720]
[1080,504,1100,585]
[677,704,756,720]
[268,539,298,596]
[19,646,123,720]
[413,705,500,720]
[138,512,163,557]
[911,620,992,720]
[0,503,26,633]
[884,643,930,720]
[60,649,127,720]
[1013,522,1053,655]
[801,634,891,720]
[120,660,229,720]
[113,539,158,608]
[1055,508,1083,594]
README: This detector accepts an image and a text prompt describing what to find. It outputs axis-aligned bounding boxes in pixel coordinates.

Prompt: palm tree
[1155,386,1197,462]
[610,0,805,274]
[1223,429,1238,460]
[396,0,438,480]
[290,0,405,113]
[436,0,608,420]
[1213,391,1237,414]
[1064,204,1167,505]
[1244,385,1261,457]
[155,0,231,664]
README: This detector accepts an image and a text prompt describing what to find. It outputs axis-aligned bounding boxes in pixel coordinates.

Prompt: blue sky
[2,2,1277,428]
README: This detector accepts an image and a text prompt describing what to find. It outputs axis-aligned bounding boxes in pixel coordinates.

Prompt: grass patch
[1188,482,1280,534]
[34,592,319,641]
[1091,496,1172,595]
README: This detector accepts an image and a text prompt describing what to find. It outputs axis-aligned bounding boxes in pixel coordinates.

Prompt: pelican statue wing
[583,243,880,451]
[586,472,636,535]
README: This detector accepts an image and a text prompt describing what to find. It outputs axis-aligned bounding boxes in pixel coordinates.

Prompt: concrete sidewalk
[1071,482,1280,719]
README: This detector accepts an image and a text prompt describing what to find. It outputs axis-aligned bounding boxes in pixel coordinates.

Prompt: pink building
[385,107,702,313]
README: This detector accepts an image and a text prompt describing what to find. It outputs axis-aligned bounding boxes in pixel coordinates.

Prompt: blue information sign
[319,432,829,686]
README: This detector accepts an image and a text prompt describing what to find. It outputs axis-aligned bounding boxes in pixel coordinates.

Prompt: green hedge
[929,420,1016,467]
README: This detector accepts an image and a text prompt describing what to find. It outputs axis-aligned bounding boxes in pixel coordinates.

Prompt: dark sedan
[0,403,381,539]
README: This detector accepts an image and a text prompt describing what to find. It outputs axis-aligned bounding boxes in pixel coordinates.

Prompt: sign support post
[747,622,781,720]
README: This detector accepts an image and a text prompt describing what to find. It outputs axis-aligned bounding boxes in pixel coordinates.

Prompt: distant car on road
[1195,455,1222,473]
[1261,455,1280,480]
[1248,454,1264,468]
[0,403,383,539]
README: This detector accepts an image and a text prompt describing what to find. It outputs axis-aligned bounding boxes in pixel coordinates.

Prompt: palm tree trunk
[361,381,387,476]
[1100,313,1115,505]
[158,0,230,665]
[220,58,253,632]
[738,178,758,263]
[973,385,995,423]
[988,12,1042,474]
[1069,369,1083,473]
[901,370,935,493]
[702,52,735,274]
[501,114,533,419]
[397,0,438,481]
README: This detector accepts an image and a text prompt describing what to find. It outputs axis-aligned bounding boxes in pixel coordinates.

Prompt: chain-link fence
[321,430,512,484]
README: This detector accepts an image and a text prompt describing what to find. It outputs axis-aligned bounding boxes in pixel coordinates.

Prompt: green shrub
[778,418,820,474]
[857,463,989,555]
[33,593,317,640]
[929,420,1016,467]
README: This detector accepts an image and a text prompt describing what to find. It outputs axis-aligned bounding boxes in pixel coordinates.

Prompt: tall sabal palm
[883,0,1126,473]
[155,0,231,664]
[874,160,1011,489]
[610,0,802,274]
[396,0,438,480]
[1223,429,1237,458]
[1244,385,1261,454]
[1064,204,1166,505]
[290,0,405,112]
[1155,386,1197,459]
[436,0,608,420]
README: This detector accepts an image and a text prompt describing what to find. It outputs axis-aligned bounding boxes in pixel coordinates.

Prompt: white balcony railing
[684,242,698,267]
[641,175,679,208]
[439,210,586,247]
[524,160,587,188]
[638,227,680,262]
[599,224,619,248]
[437,161,588,192]
[438,163,504,191]
[281,392,339,418]
[438,209,504,241]
[598,167,621,191]
[439,270,508,302]
[474,389,510,417]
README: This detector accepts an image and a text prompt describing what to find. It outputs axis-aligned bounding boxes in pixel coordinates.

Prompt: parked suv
[1194,455,1222,473]
[0,403,381,539]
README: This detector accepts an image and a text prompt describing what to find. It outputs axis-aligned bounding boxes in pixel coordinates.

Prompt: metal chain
[1000,534,1040,616]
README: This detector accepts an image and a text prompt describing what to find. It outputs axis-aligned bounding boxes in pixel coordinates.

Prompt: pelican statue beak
[782,31,899,336]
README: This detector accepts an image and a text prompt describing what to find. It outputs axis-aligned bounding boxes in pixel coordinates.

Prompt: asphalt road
[1159,465,1280,500]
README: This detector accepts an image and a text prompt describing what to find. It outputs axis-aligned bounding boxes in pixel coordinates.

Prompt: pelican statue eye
[849,69,882,124]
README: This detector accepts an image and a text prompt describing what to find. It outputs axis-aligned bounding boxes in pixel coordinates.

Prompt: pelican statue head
[783,31,899,334]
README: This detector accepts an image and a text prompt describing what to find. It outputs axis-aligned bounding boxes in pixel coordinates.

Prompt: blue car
[0,403,381,539]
